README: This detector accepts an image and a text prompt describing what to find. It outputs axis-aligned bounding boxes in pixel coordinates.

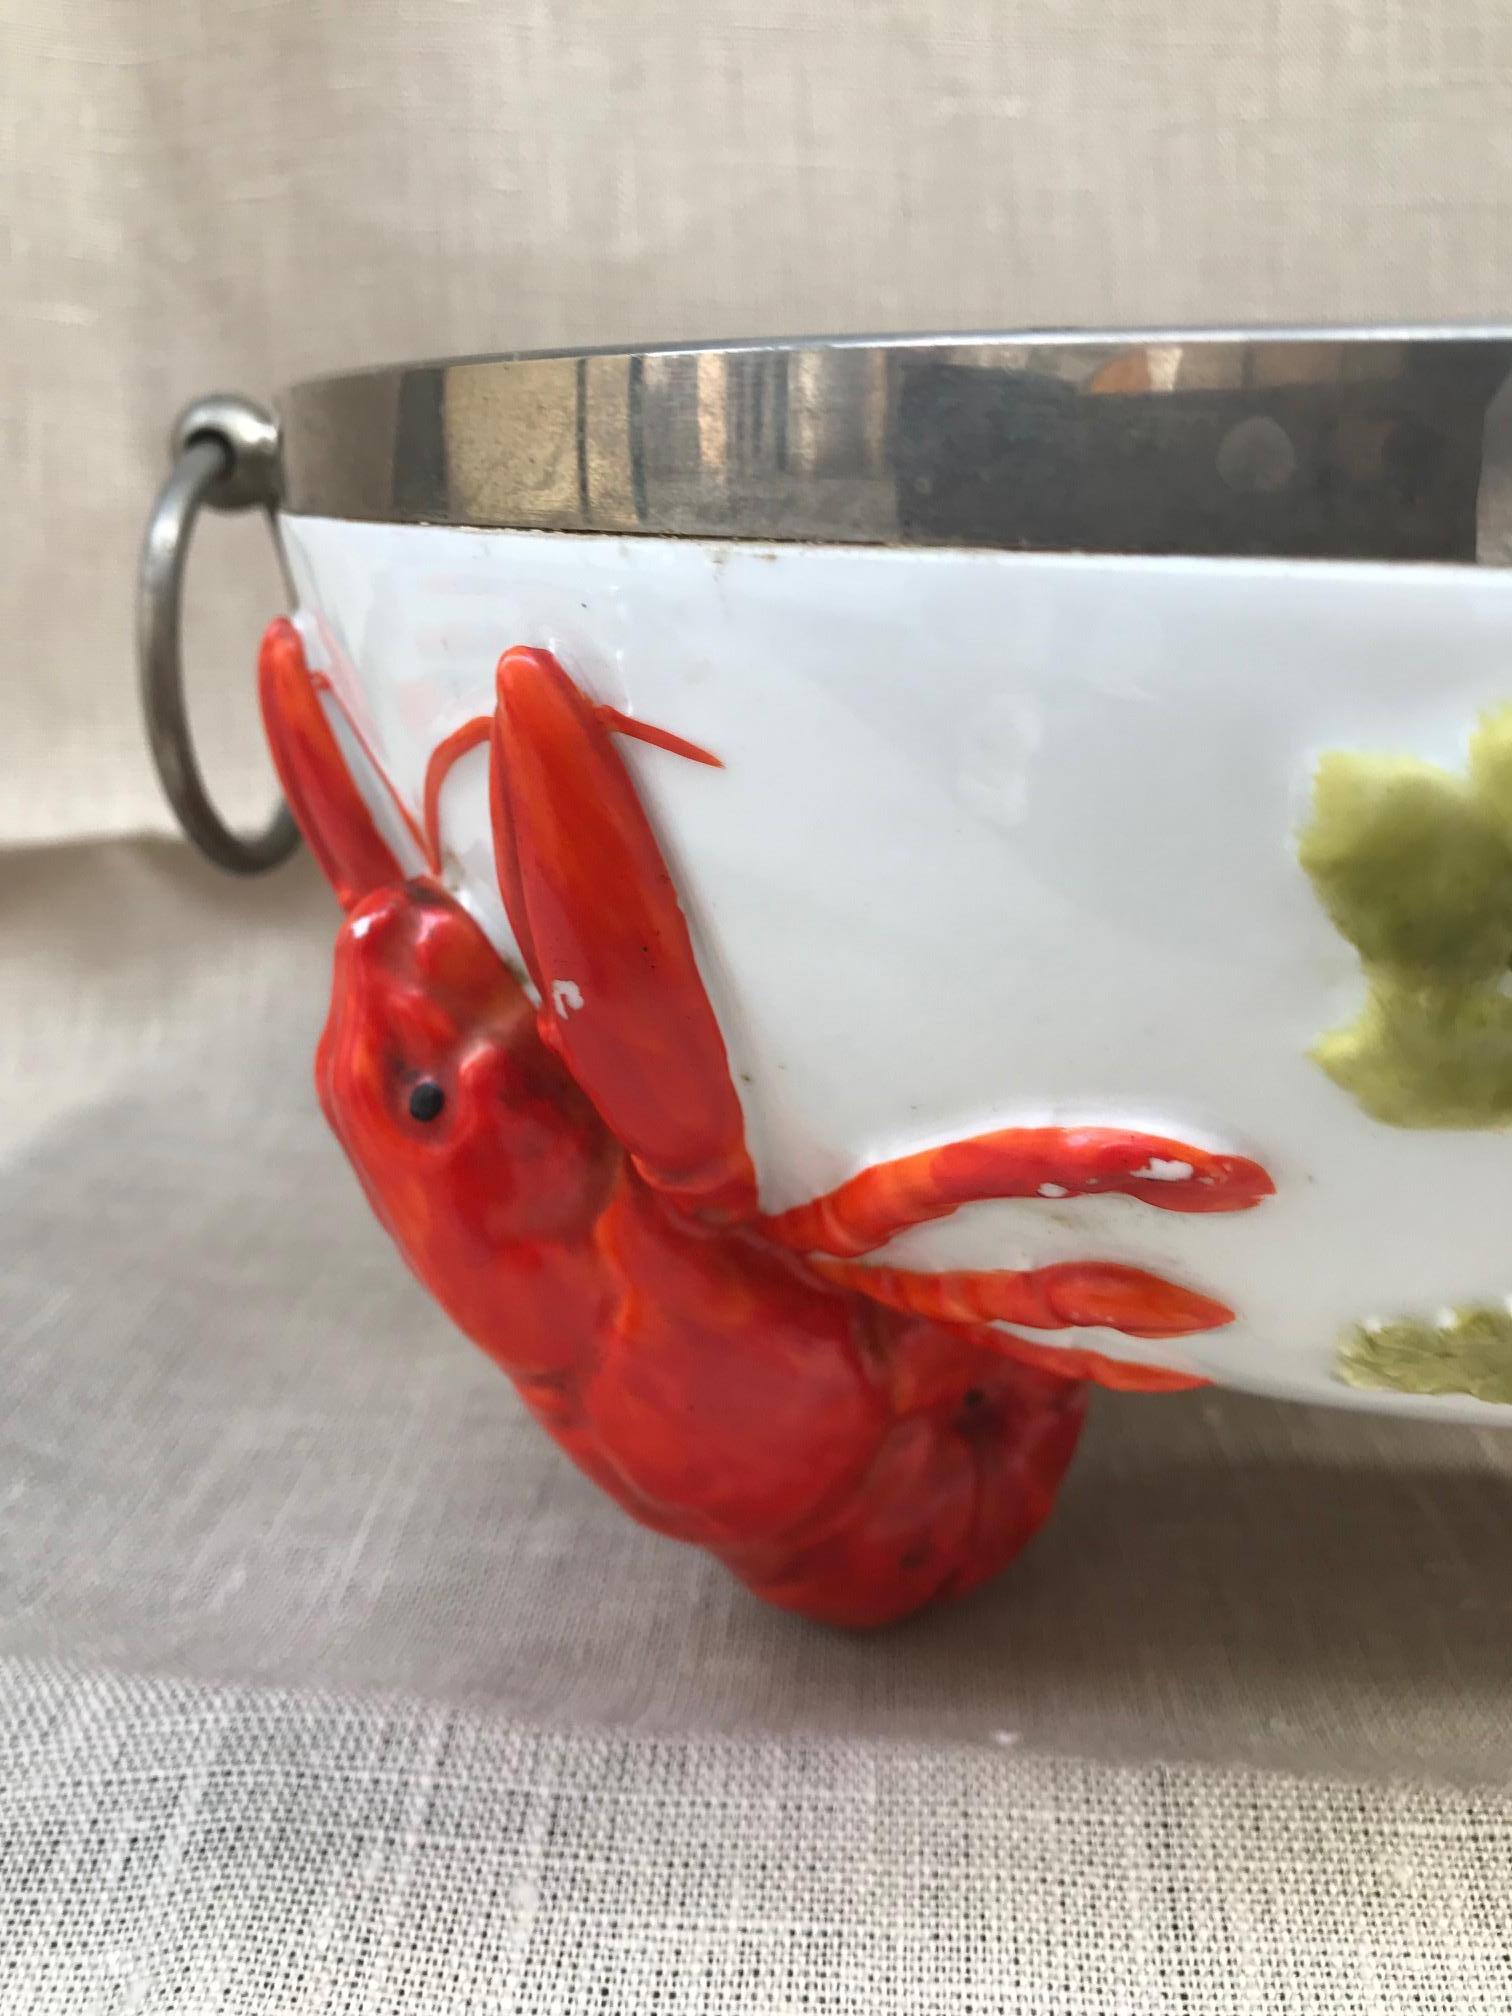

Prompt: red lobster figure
[259,620,1273,1627]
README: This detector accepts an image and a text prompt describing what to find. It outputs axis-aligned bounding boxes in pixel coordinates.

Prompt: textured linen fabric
[2,842,1512,2009]
[5,1668,1512,2015]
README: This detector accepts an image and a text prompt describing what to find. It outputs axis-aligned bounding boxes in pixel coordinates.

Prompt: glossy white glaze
[280,514,1512,1424]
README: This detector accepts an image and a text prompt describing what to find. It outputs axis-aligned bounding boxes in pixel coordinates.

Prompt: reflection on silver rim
[278,325,1512,560]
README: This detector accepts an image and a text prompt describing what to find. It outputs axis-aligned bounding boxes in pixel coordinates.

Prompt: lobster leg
[489,646,759,1223]
[977,1331,1207,1395]
[810,1254,1234,1339]
[763,1126,1274,1258]
[257,619,410,911]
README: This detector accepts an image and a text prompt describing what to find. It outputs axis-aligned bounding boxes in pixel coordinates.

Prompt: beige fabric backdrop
[9,0,1512,842]
[9,3,1512,2007]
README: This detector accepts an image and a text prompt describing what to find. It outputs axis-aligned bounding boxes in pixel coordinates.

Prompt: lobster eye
[408,1079,446,1123]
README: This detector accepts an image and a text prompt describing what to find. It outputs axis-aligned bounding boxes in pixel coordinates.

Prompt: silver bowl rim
[275,322,1512,561]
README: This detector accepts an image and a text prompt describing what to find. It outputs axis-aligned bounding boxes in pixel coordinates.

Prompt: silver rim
[277,323,1512,561]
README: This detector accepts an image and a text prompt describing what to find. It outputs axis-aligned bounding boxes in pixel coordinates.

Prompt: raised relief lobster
[260,620,1273,1626]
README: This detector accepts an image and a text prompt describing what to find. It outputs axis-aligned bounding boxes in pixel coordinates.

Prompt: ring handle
[137,393,301,874]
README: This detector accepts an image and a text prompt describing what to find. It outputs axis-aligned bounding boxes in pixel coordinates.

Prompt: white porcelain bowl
[154,331,1512,1439]
[136,332,1512,1623]
[276,503,1512,1425]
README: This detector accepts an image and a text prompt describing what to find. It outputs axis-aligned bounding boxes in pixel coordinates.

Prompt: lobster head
[258,621,617,1261]
[319,881,615,1251]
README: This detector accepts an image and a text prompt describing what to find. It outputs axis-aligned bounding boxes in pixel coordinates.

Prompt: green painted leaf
[1299,707,1512,1126]
[1339,1306,1512,1404]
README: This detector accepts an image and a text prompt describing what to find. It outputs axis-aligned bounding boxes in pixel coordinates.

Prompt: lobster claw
[257,619,407,911]
[489,646,759,1223]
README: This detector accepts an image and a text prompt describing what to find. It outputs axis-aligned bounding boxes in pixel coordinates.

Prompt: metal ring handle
[137,393,301,874]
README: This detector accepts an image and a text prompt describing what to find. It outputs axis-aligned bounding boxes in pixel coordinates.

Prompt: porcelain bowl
[260,329,1512,1428]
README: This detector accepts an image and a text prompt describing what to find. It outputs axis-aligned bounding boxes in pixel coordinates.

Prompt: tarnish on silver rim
[278,326,1512,562]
